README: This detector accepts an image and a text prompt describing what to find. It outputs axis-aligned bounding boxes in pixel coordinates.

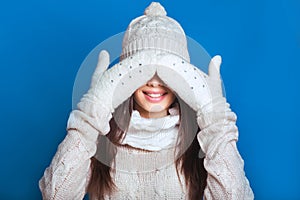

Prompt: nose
[146,74,163,87]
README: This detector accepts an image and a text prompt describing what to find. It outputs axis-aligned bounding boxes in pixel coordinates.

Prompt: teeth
[146,93,163,98]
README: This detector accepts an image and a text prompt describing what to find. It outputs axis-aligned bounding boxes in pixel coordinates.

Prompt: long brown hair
[87,96,207,199]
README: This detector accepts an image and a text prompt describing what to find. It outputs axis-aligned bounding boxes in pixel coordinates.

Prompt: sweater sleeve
[197,102,254,200]
[39,110,104,199]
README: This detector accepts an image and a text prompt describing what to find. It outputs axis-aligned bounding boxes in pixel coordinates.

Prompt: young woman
[39,2,254,199]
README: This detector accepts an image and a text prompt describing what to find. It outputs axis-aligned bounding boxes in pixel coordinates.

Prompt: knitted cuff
[76,97,112,135]
[196,97,229,129]
[197,117,238,159]
[66,110,100,156]
[196,98,239,158]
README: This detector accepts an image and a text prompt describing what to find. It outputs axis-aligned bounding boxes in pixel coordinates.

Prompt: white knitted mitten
[195,56,238,158]
[156,54,237,157]
[75,50,156,135]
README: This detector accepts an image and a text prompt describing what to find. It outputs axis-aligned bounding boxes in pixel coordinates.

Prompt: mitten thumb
[91,50,110,88]
[208,55,222,80]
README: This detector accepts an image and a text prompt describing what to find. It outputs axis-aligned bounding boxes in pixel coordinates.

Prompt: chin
[146,104,167,113]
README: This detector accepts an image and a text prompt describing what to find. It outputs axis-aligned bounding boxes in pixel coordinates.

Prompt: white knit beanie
[121,2,190,62]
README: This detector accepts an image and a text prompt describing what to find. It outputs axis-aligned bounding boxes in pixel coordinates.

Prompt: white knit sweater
[39,107,254,199]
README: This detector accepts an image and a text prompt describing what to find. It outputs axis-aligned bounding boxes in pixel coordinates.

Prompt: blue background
[1,0,299,199]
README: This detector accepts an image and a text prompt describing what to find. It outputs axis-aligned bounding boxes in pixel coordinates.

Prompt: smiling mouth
[142,91,167,98]
[142,91,168,103]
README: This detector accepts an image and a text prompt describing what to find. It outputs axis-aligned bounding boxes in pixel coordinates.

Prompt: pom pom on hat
[144,2,167,16]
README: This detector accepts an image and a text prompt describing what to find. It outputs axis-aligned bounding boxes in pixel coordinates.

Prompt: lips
[142,90,167,103]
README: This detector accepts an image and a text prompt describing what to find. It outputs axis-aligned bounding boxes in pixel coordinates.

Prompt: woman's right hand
[75,50,113,135]
[75,50,157,135]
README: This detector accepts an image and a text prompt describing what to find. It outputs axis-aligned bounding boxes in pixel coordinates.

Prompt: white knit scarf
[121,106,180,151]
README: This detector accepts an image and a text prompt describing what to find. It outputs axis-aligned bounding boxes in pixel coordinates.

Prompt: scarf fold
[121,106,180,151]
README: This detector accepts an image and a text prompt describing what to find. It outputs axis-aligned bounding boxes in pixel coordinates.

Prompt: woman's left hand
[155,54,225,119]
[194,55,228,129]
[156,54,236,155]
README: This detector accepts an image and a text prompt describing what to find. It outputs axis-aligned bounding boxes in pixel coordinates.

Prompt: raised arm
[156,54,254,199]
[196,56,254,199]
[39,50,156,199]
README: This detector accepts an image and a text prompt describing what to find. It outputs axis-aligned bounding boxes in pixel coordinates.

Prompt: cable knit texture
[39,105,254,199]
[121,2,190,62]
[105,146,187,199]
[197,98,254,199]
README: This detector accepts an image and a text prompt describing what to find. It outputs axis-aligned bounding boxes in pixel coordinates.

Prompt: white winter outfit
[39,2,254,200]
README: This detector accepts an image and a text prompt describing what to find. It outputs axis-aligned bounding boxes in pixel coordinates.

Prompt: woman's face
[133,74,176,118]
